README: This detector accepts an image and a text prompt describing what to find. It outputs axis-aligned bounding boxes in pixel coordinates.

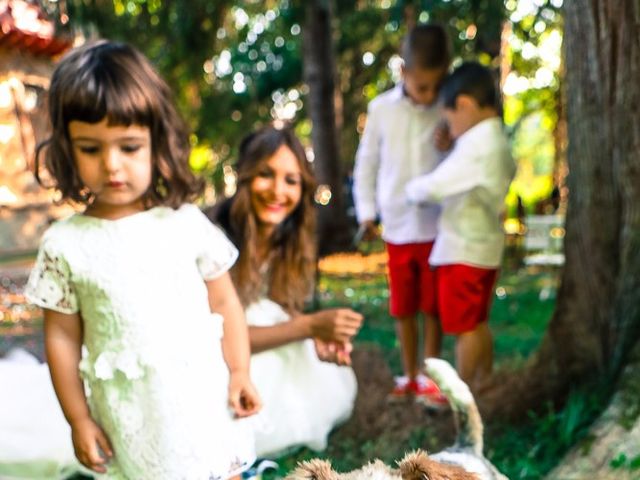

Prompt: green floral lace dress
[25,204,255,480]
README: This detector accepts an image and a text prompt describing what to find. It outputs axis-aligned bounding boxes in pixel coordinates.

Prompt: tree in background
[302,0,351,254]
[60,0,517,253]
[482,0,640,421]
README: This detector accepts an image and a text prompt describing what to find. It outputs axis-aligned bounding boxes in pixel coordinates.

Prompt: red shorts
[386,241,437,317]
[437,264,498,334]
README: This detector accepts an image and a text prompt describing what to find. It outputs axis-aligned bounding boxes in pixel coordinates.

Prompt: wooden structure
[0,0,72,255]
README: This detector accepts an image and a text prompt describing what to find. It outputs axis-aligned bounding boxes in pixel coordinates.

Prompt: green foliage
[258,259,609,479]
[63,0,513,186]
[489,385,611,479]
[610,453,640,471]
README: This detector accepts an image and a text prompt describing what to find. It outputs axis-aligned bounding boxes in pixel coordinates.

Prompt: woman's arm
[206,272,260,417]
[44,309,112,473]
[249,308,363,354]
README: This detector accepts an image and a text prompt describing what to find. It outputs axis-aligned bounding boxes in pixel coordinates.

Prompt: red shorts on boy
[437,264,498,334]
[386,241,437,317]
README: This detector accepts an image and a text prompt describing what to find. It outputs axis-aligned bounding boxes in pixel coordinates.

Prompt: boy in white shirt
[353,24,451,406]
[406,62,516,387]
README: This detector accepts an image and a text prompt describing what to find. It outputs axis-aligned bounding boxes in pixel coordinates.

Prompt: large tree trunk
[545,340,640,479]
[481,0,640,419]
[302,0,352,256]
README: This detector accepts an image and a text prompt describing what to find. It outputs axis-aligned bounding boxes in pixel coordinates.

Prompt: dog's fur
[286,358,508,480]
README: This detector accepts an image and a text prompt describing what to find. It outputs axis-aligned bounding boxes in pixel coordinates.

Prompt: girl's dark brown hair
[35,40,203,207]
[216,126,317,311]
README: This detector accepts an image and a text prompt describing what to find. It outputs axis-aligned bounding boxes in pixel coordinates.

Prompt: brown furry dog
[285,359,508,480]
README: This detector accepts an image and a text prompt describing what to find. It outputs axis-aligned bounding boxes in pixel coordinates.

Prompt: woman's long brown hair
[225,126,317,312]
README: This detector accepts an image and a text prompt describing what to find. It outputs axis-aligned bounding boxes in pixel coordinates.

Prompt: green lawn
[2,251,608,480]
[261,259,610,480]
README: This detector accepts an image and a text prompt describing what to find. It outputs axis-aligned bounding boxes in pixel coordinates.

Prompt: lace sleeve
[25,239,78,314]
[189,205,239,280]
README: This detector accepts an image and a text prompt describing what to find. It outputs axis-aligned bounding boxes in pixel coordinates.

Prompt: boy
[406,62,516,387]
[353,24,450,406]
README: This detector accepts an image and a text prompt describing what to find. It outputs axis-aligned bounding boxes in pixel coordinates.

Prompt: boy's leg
[424,313,442,359]
[386,242,420,398]
[396,315,419,379]
[456,321,493,385]
[437,264,498,386]
[418,241,441,360]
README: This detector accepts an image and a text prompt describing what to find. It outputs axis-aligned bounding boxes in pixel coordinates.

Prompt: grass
[4,248,609,480]
[258,250,611,480]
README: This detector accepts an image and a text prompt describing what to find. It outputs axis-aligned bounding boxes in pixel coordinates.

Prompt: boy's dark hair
[440,61,499,110]
[401,23,450,70]
[35,40,203,207]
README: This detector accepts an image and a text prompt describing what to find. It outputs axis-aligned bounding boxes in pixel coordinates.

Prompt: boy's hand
[70,417,113,474]
[229,371,262,418]
[358,220,380,242]
[434,122,453,152]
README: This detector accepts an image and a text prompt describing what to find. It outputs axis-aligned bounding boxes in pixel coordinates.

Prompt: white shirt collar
[456,116,503,147]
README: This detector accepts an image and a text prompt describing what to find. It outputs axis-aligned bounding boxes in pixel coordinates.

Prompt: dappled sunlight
[319,250,388,276]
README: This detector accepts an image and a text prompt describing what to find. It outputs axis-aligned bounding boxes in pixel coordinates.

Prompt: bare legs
[396,313,442,379]
[455,321,493,387]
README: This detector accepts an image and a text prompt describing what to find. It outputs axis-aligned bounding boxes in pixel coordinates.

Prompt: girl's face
[249,144,303,231]
[69,118,152,218]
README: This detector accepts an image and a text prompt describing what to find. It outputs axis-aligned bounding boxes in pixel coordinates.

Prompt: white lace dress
[245,299,357,458]
[23,204,255,480]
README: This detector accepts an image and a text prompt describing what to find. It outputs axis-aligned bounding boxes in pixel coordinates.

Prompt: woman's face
[249,144,303,230]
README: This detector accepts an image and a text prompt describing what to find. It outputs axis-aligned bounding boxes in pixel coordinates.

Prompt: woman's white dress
[246,299,357,458]
[5,205,255,480]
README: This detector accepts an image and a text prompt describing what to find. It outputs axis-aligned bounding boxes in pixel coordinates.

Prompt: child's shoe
[413,374,449,410]
[242,459,279,480]
[387,375,416,402]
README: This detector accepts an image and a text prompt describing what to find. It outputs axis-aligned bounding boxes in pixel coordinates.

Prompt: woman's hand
[314,338,353,366]
[70,417,113,474]
[307,308,363,344]
[228,370,262,418]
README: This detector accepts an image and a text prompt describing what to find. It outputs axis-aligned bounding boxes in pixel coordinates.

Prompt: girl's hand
[308,308,363,344]
[228,371,262,418]
[314,338,353,366]
[70,417,113,474]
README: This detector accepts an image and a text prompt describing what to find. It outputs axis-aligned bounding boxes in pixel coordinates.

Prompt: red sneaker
[413,374,449,410]
[388,376,416,402]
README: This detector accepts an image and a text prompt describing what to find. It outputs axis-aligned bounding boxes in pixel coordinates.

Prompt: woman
[205,125,363,458]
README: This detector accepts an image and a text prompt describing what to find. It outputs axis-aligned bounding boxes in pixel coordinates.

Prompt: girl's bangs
[62,67,152,128]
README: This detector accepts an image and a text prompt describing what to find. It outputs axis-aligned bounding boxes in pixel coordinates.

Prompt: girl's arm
[249,308,363,354]
[206,272,260,417]
[44,309,112,473]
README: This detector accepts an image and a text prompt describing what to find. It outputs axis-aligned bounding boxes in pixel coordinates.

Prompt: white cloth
[245,298,357,458]
[20,204,255,480]
[0,349,85,480]
[406,118,516,268]
[353,84,443,244]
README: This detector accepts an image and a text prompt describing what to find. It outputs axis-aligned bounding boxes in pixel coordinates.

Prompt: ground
[0,247,609,479]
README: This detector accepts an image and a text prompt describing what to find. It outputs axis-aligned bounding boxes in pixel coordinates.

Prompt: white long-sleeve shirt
[406,117,516,268]
[353,84,442,244]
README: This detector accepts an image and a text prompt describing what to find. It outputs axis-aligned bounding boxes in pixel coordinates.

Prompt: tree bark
[481,0,640,419]
[302,0,353,256]
[545,340,640,479]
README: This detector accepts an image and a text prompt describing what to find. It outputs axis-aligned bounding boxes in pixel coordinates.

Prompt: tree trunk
[302,0,352,256]
[481,0,640,419]
[545,340,640,479]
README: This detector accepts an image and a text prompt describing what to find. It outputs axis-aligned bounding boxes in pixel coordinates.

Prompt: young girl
[24,40,260,479]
